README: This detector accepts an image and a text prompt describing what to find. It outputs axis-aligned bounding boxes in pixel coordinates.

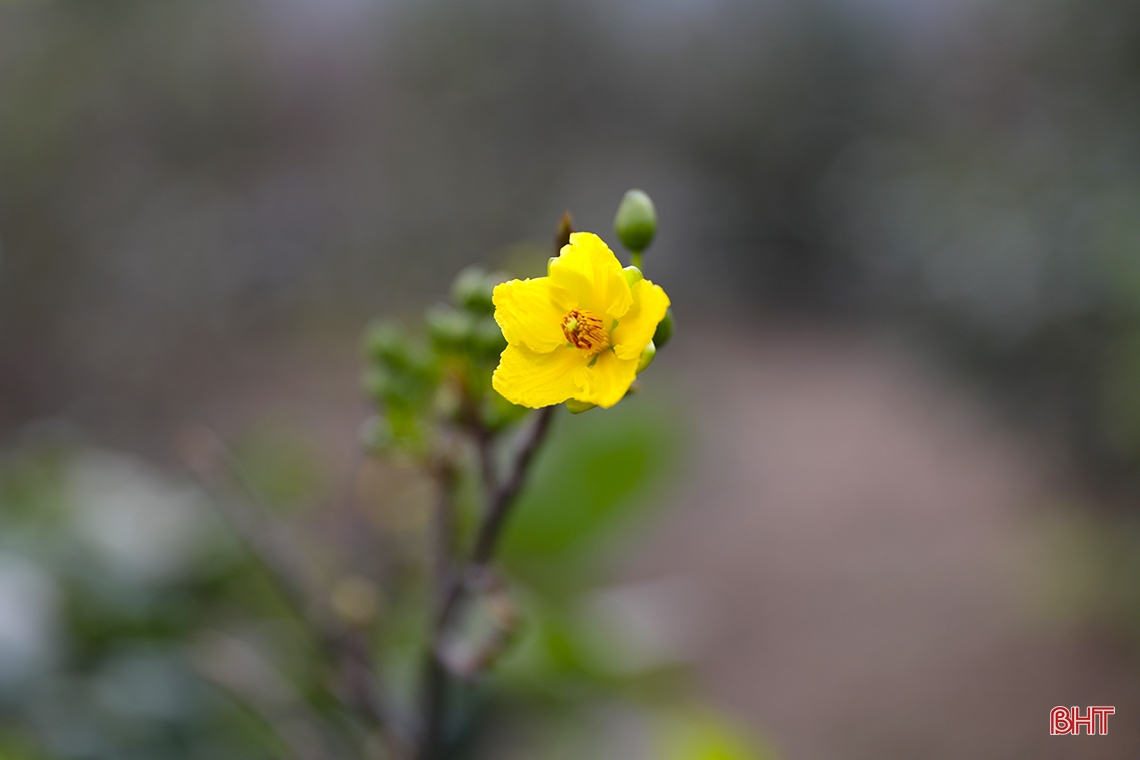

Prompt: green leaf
[499,401,679,594]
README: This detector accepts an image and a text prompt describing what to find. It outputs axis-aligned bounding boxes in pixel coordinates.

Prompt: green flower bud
[622,265,644,286]
[652,307,674,348]
[362,366,393,404]
[451,265,496,314]
[360,415,393,452]
[363,320,410,369]
[636,340,656,373]
[385,405,422,445]
[405,344,441,384]
[614,189,657,252]
[426,304,473,349]
[472,316,507,356]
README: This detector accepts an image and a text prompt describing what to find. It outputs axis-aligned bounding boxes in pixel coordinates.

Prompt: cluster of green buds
[361,267,528,457]
[348,191,681,760]
[363,188,676,449]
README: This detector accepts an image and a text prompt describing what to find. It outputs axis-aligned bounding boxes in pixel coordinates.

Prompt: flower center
[561,308,610,355]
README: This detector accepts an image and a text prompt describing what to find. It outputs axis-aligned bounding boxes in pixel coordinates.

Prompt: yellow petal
[611,278,671,360]
[492,277,576,352]
[492,343,588,408]
[549,232,632,320]
[570,349,639,408]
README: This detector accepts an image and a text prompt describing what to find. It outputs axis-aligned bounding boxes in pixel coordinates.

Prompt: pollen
[561,308,610,355]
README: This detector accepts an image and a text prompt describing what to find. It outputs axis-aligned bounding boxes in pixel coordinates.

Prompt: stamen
[561,308,610,356]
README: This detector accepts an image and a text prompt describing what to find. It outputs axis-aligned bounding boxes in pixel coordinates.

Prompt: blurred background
[4,0,1140,756]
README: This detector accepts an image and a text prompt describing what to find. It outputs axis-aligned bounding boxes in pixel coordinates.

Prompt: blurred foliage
[0,373,760,758]
[230,424,328,513]
[0,445,281,759]
[1032,508,1140,649]
[502,402,679,597]
[347,229,724,757]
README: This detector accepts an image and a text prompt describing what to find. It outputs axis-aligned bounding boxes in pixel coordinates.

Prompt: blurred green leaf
[231,424,327,512]
[655,708,774,760]
[0,731,46,760]
[500,400,680,594]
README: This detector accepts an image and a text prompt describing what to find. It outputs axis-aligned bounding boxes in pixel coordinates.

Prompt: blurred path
[630,325,1140,759]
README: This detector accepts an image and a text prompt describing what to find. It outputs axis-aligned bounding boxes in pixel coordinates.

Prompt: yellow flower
[491,232,671,409]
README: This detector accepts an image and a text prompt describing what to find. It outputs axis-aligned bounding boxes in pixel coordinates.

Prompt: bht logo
[1050,706,1115,736]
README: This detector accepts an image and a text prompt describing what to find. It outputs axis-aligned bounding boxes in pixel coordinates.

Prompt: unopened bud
[636,340,656,373]
[451,266,495,314]
[426,304,473,349]
[652,308,674,349]
[472,317,507,356]
[614,189,657,252]
[360,415,393,452]
[362,367,392,403]
[363,320,410,369]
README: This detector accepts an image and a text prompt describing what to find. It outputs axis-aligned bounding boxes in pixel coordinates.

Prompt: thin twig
[417,461,457,760]
[434,404,557,645]
[432,462,458,602]
[435,570,519,679]
[191,630,347,760]
[471,405,556,564]
[474,429,497,499]
[178,426,391,742]
[416,653,448,760]
[417,406,556,759]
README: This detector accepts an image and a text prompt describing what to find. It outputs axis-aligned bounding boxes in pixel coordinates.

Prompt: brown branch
[417,460,458,760]
[417,406,556,759]
[418,213,570,759]
[415,653,448,760]
[434,404,557,647]
[431,462,458,601]
[472,404,556,564]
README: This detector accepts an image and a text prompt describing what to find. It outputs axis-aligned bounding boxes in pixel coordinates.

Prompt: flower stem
[419,405,557,759]
[472,405,557,564]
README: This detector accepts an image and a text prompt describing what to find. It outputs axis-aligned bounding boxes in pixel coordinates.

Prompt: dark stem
[418,405,557,759]
[416,654,448,760]
[433,404,557,643]
[418,215,568,759]
[432,463,458,600]
[418,464,456,760]
[472,405,556,564]
[474,429,497,500]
